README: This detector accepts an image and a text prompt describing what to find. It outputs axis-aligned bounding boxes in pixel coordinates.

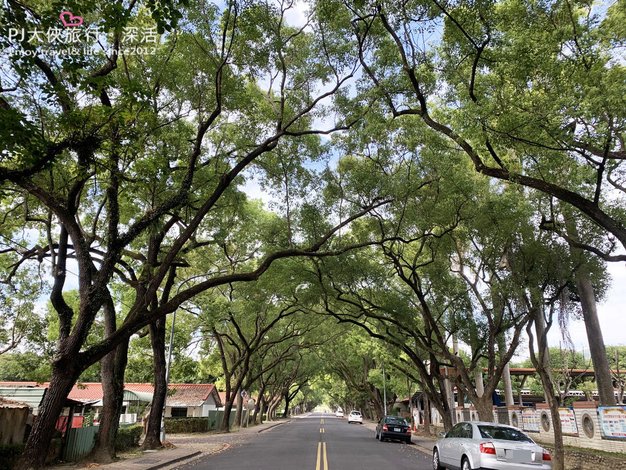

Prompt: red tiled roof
[71,383,104,401]
[124,383,221,407]
[0,382,220,407]
[157,384,219,407]
[216,391,257,405]
[0,381,42,388]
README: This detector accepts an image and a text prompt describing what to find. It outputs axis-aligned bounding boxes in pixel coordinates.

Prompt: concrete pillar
[444,368,456,425]
[503,362,515,406]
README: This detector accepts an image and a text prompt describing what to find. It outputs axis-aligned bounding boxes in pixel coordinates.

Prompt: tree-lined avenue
[178,412,432,470]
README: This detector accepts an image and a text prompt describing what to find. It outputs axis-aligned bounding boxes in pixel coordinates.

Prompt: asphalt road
[179,412,433,470]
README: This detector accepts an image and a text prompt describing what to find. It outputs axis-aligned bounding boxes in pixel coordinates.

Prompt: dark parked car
[375,416,412,443]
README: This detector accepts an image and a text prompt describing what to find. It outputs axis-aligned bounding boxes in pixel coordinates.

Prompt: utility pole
[382,361,387,416]
[160,309,177,443]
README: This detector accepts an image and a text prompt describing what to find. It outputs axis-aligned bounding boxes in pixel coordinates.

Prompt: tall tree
[333,0,624,419]
[0,265,46,356]
[339,0,626,254]
[196,258,330,430]
[90,297,129,462]
[562,211,615,405]
[0,1,383,467]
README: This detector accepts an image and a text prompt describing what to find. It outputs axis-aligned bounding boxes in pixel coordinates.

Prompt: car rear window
[385,417,407,425]
[478,425,533,442]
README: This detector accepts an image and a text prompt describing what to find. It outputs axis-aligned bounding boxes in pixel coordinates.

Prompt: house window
[171,407,188,418]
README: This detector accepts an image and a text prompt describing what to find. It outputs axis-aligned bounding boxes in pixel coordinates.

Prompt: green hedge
[164,417,209,433]
[115,425,142,452]
[0,444,24,470]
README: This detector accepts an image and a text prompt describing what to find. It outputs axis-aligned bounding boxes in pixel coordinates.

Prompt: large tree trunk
[15,364,81,469]
[90,340,129,462]
[234,393,243,427]
[267,396,281,421]
[368,385,384,420]
[91,298,130,463]
[534,358,565,470]
[544,391,565,470]
[423,395,431,430]
[575,272,616,405]
[260,398,268,424]
[565,215,616,405]
[528,307,564,470]
[474,395,494,422]
[282,392,291,418]
[225,371,249,430]
[142,318,167,449]
[221,396,236,431]
[426,379,454,431]
[253,385,266,424]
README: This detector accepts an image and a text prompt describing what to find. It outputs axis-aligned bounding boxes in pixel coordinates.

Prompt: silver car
[433,421,552,470]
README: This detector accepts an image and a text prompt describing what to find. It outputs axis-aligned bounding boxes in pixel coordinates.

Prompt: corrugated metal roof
[124,390,153,402]
[0,387,46,412]
[0,396,30,409]
[94,389,154,407]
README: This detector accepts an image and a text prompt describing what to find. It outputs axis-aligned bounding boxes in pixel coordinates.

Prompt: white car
[335,409,344,418]
[433,421,552,470]
[347,410,363,424]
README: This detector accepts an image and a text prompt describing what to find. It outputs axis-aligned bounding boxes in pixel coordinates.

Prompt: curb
[258,420,291,433]
[144,450,202,470]
[412,440,435,457]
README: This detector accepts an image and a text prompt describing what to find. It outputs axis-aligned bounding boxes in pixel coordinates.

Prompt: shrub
[164,417,209,433]
[115,425,142,452]
[0,444,24,470]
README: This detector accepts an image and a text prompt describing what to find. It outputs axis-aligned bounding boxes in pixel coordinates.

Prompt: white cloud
[284,0,310,28]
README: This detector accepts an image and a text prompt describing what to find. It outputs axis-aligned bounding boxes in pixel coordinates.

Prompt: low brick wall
[538,445,626,470]
[453,403,626,455]
[533,402,626,454]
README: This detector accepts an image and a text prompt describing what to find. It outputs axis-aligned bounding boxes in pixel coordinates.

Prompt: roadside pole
[382,362,387,416]
[160,309,177,443]
[240,390,248,428]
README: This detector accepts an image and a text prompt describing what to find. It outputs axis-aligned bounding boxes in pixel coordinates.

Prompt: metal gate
[63,426,98,461]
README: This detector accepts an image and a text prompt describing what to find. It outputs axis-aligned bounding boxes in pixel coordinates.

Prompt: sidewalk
[48,420,291,470]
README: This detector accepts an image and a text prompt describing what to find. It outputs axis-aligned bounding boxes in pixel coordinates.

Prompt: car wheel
[405,437,411,444]
[432,448,444,470]
[461,456,471,470]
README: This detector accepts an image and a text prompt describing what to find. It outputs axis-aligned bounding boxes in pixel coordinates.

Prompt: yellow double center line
[316,442,328,470]
[316,418,328,470]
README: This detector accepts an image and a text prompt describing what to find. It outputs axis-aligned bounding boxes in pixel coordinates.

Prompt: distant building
[0,382,222,425]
